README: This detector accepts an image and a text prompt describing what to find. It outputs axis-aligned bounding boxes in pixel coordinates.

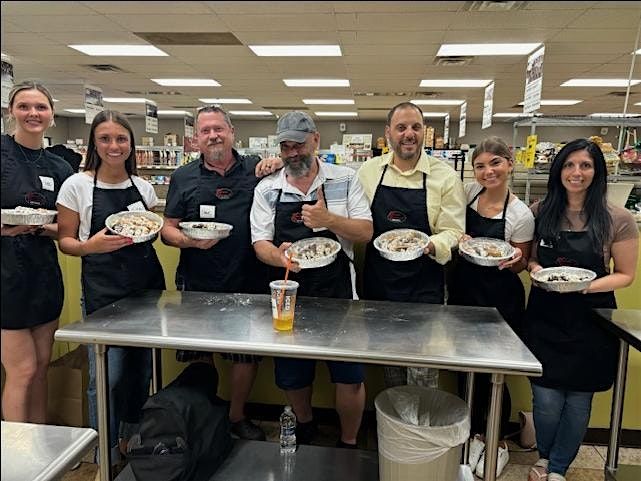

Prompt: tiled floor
[62,421,641,480]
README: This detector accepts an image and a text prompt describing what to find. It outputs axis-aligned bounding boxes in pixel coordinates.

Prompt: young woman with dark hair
[523,138,638,481]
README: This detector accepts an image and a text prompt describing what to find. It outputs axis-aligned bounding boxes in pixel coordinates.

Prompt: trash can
[375,386,470,481]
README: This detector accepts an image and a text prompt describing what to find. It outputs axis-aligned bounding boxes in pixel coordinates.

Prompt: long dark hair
[84,110,137,175]
[536,138,611,249]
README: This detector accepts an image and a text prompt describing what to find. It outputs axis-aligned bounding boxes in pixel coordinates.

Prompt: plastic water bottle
[279,405,297,454]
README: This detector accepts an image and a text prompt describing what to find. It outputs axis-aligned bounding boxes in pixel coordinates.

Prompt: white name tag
[127,201,146,212]
[200,205,216,219]
[39,176,54,191]
[312,227,328,233]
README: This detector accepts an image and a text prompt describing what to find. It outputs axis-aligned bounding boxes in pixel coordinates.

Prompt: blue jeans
[531,382,594,476]
[87,345,152,449]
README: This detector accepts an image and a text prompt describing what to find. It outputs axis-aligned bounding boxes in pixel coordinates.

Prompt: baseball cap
[276,111,317,144]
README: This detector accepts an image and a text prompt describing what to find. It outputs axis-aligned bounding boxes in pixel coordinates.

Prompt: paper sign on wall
[482,82,495,130]
[84,84,103,125]
[145,101,158,134]
[458,102,467,138]
[523,46,545,114]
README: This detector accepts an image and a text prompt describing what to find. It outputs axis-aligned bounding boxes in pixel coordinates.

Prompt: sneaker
[475,442,509,478]
[547,474,566,481]
[296,420,319,445]
[528,458,549,481]
[468,434,485,472]
[230,418,266,441]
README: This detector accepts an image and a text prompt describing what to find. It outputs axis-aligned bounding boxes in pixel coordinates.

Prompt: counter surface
[595,308,641,351]
[55,290,541,376]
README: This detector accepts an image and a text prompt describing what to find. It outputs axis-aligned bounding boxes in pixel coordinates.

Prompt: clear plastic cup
[269,280,299,331]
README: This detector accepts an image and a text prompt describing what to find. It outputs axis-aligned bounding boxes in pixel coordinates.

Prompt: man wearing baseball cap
[250,111,373,448]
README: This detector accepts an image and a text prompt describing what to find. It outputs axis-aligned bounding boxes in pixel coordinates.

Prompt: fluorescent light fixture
[636,49,641,54]
[437,43,541,56]
[151,79,220,87]
[411,99,465,106]
[562,78,641,87]
[517,99,583,106]
[157,110,190,115]
[68,44,168,56]
[284,79,350,87]
[229,110,273,116]
[493,112,534,118]
[589,113,641,117]
[422,112,449,117]
[103,97,148,103]
[52,98,59,102]
[635,102,641,106]
[420,79,492,88]
[314,112,358,117]
[249,45,341,56]
[303,99,355,105]
[199,98,252,104]
[64,109,86,114]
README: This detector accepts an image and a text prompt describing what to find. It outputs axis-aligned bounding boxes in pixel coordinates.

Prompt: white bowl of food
[179,221,233,240]
[105,211,163,243]
[1,206,57,226]
[458,237,516,267]
[286,237,342,269]
[531,266,597,293]
[373,228,430,261]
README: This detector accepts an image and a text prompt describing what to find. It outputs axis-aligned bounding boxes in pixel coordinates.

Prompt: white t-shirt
[57,172,158,241]
[464,182,534,243]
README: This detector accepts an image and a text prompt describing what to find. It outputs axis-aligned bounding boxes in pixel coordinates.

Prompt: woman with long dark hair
[524,139,638,481]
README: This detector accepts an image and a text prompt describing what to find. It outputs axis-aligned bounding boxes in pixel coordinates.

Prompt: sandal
[528,458,548,481]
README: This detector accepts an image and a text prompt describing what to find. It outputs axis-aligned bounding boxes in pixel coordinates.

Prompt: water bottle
[279,405,297,454]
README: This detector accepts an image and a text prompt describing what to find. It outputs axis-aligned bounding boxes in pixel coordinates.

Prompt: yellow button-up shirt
[358,151,465,264]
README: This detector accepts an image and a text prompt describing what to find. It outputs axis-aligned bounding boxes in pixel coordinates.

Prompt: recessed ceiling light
[589,113,641,117]
[314,112,358,117]
[103,97,149,103]
[229,110,273,116]
[302,99,355,105]
[157,110,191,115]
[517,100,583,106]
[437,43,542,56]
[151,79,220,87]
[64,109,86,114]
[249,45,341,56]
[419,79,492,88]
[562,79,641,87]
[284,79,350,87]
[493,112,534,118]
[411,99,465,106]
[198,98,252,104]
[68,44,168,56]
[421,112,449,117]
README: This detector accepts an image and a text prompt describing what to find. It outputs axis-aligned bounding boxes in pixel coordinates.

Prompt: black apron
[363,165,444,303]
[523,229,617,392]
[1,137,64,328]
[178,159,268,293]
[447,189,525,331]
[81,174,165,315]
[271,187,352,299]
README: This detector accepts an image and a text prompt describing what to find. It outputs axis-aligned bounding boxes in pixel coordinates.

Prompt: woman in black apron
[57,111,165,458]
[1,81,73,423]
[523,139,638,481]
[447,137,534,476]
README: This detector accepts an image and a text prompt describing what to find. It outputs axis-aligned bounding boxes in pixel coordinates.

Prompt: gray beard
[285,156,313,178]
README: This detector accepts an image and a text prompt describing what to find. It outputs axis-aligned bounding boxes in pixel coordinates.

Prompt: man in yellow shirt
[358,101,465,386]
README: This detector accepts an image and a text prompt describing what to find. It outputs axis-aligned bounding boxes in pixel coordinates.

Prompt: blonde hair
[471,137,513,164]
[6,80,56,133]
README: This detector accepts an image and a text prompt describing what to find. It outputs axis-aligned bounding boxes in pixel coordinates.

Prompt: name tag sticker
[312,227,328,233]
[200,205,216,218]
[39,176,54,191]
[127,201,145,212]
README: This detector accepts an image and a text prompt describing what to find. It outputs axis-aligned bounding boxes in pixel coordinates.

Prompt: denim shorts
[274,358,365,390]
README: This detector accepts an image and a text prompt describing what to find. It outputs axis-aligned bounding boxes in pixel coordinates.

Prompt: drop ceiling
[2,1,641,121]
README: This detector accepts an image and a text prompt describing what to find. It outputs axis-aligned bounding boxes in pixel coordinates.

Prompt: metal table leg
[606,339,629,474]
[151,348,163,394]
[463,372,475,465]
[95,344,112,481]
[483,373,505,481]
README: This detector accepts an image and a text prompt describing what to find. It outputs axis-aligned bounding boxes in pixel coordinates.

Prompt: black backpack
[128,362,233,481]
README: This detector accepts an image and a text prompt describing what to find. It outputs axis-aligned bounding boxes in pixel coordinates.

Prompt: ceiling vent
[463,1,528,11]
[434,56,474,66]
[262,106,309,111]
[354,92,431,97]
[86,64,127,73]
[147,90,182,96]
[135,32,242,46]
[608,91,638,97]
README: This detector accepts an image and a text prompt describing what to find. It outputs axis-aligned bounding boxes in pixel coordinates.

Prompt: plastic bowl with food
[531,266,597,293]
[373,228,430,261]
[179,221,233,240]
[458,237,516,267]
[105,211,163,243]
[1,206,57,226]
[286,237,342,269]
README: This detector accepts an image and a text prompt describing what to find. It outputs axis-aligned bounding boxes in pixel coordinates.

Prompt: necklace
[17,143,44,164]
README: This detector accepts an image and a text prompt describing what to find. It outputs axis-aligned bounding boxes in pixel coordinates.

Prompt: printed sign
[482,82,495,130]
[84,84,103,124]
[525,134,538,169]
[523,46,545,114]
[443,114,450,147]
[458,102,467,138]
[145,101,158,134]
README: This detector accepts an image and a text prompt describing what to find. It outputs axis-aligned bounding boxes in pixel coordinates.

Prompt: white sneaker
[468,434,485,472]
[548,474,566,481]
[475,442,509,478]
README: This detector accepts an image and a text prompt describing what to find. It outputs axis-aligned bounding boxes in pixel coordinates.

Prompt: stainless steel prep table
[55,290,542,481]
[1,421,97,481]
[594,309,641,481]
